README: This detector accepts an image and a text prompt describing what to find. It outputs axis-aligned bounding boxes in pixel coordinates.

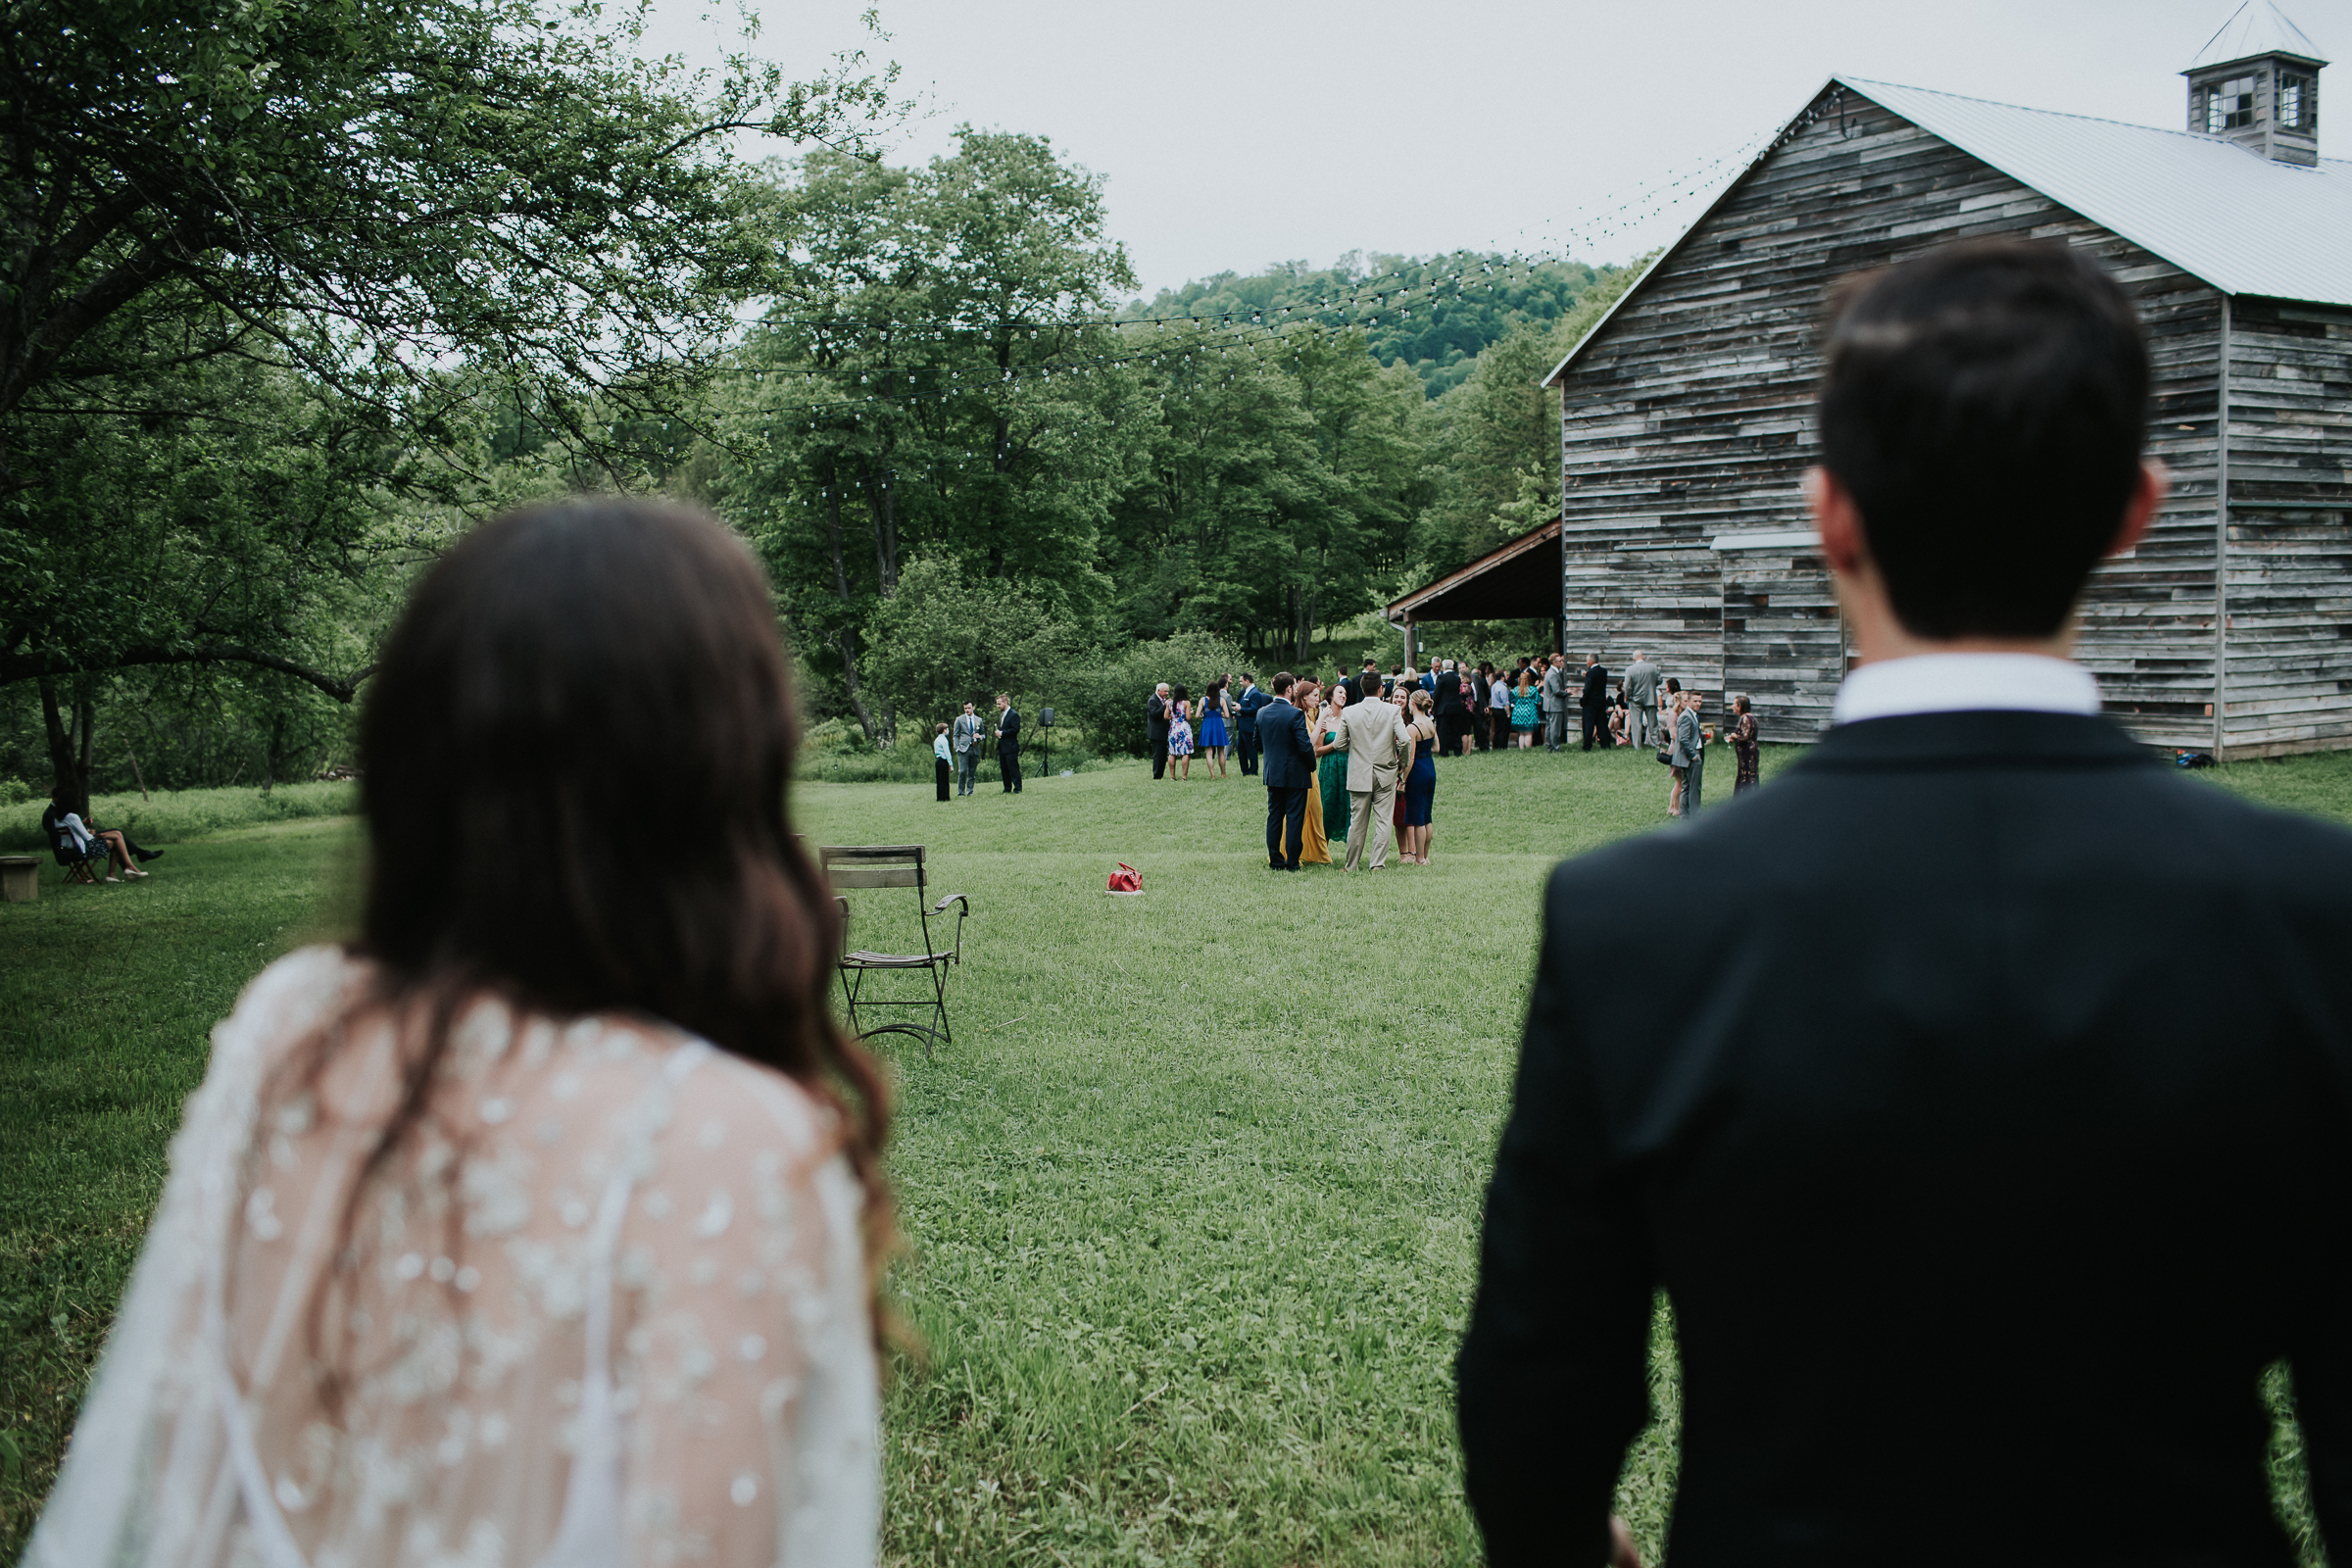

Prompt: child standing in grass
[934,721,952,802]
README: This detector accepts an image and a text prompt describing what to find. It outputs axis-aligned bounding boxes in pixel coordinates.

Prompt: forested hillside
[1132,253,1607,396]
[0,8,1637,799]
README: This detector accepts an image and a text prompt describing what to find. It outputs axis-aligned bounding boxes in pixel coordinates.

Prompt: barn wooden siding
[2222,297,2352,755]
[1557,85,2253,749]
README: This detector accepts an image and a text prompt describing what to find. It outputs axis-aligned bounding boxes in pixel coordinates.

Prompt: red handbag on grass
[1106,862,1143,894]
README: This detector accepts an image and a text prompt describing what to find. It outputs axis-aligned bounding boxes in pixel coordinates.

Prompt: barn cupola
[2184,1,2327,167]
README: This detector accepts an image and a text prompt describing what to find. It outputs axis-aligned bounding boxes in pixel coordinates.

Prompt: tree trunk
[263,709,286,794]
[868,466,900,594]
[824,481,879,744]
[37,675,87,814]
[76,687,95,805]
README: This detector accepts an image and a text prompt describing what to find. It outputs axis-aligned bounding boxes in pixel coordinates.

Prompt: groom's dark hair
[1270,672,1294,695]
[1820,239,2148,640]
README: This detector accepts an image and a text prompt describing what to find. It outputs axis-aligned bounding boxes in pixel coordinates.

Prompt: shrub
[1054,631,1250,758]
[0,781,359,851]
[865,557,1087,734]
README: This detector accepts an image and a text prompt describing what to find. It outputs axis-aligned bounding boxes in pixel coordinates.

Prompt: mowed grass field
[5,741,2345,1564]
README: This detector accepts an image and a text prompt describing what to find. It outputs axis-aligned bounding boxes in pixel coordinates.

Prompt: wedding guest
[1623,649,1661,750]
[1489,664,1514,750]
[1292,680,1331,865]
[1730,694,1761,795]
[1400,690,1439,864]
[42,794,143,881]
[1579,653,1610,752]
[1510,669,1540,748]
[1167,686,1194,780]
[1314,680,1350,849]
[1668,688,1700,817]
[1257,672,1314,870]
[1543,654,1571,754]
[1147,681,1172,779]
[952,701,984,796]
[1199,676,1233,777]
[995,692,1022,793]
[1333,672,1408,871]
[933,721,952,802]
[1682,690,1710,816]
[1435,660,1468,757]
[1236,672,1268,777]
[28,498,889,1568]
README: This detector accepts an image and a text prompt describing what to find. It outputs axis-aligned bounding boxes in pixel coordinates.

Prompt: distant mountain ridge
[1125,251,1617,397]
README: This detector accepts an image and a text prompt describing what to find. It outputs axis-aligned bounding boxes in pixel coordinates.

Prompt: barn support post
[2213,293,2233,758]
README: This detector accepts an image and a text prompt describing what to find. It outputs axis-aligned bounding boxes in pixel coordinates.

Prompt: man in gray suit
[1623,652,1660,750]
[951,702,985,796]
[1332,680,1409,870]
[1541,654,1571,753]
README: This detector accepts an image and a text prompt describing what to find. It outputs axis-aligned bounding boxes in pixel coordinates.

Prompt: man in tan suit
[1332,682,1409,870]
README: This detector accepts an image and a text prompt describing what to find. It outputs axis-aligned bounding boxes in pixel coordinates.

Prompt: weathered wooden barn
[1544,2,2352,755]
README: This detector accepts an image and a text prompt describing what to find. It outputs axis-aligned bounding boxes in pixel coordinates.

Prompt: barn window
[2207,74,2258,131]
[2280,72,2316,130]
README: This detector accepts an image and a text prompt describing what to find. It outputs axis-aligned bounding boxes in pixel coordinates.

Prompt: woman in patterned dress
[1730,693,1762,795]
[1167,684,1195,779]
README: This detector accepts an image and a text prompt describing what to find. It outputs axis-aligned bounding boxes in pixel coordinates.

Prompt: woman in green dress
[1314,679,1350,843]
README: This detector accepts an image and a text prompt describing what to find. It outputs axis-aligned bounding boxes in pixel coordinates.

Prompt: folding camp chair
[39,805,103,884]
[820,845,971,1059]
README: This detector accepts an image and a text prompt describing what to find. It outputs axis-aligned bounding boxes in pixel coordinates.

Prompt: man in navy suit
[1235,673,1269,777]
[1458,240,2352,1568]
[1255,671,1314,870]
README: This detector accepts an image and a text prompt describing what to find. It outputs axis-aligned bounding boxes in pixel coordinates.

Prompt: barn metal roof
[2186,1,2327,70]
[1544,65,2352,389]
[1848,75,2352,306]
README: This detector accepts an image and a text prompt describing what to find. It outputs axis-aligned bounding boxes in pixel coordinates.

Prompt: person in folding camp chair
[41,792,148,881]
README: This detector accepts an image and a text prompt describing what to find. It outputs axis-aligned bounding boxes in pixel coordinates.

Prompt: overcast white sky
[640,0,2340,297]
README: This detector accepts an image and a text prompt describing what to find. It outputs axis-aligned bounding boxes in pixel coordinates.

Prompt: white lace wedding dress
[27,948,879,1568]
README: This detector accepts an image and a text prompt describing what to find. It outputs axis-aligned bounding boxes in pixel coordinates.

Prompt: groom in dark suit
[1255,672,1314,870]
[1458,241,2352,1567]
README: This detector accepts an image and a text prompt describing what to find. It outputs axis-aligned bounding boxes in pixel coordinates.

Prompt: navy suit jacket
[1458,710,2352,1567]
[1236,684,1270,726]
[1255,697,1314,789]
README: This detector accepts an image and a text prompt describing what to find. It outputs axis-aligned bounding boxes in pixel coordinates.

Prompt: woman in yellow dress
[1294,679,1331,865]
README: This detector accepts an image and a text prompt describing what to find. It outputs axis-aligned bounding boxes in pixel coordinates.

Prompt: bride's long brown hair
[340,496,891,1346]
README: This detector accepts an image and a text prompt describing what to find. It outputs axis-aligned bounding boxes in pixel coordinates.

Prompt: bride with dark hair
[29,499,893,1568]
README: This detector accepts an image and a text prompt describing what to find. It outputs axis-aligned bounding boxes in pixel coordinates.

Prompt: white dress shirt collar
[1830,653,2101,725]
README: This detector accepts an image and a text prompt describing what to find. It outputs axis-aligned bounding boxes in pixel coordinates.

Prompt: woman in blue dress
[1198,676,1232,777]
[1401,689,1439,863]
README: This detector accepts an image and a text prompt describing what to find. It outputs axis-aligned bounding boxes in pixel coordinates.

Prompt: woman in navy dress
[1400,688,1439,864]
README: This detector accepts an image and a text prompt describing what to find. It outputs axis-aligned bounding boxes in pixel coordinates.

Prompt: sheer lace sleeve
[612,1059,879,1566]
[25,948,879,1568]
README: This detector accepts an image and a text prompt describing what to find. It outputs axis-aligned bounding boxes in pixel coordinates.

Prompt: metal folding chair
[820,845,970,1059]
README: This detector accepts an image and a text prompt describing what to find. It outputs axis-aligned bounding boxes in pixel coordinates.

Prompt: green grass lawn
[3,743,2341,1563]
